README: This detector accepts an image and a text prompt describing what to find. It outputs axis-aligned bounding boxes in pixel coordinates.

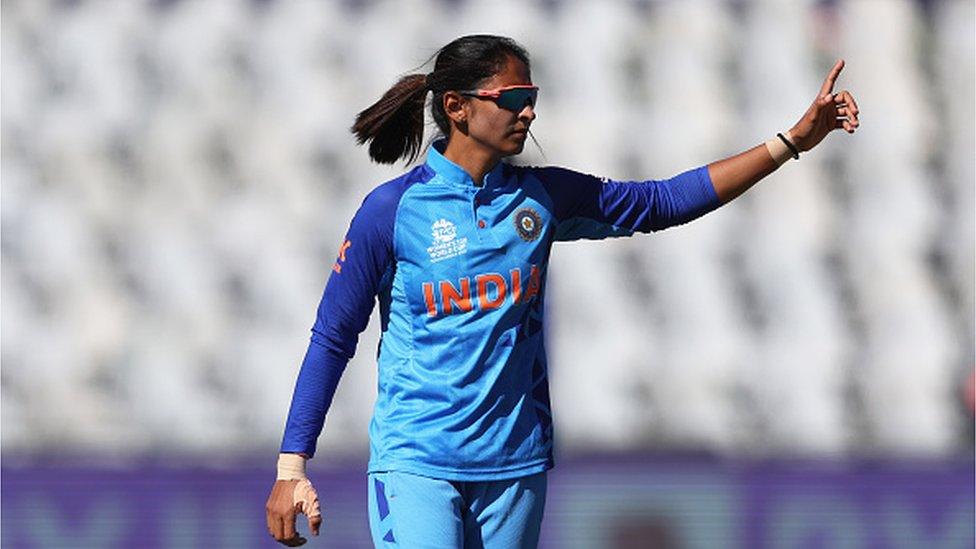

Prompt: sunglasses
[459,84,539,112]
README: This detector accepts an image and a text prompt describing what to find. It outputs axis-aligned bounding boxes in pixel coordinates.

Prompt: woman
[265,35,858,548]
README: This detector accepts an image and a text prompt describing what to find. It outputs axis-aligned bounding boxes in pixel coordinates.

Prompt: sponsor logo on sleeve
[332,239,352,273]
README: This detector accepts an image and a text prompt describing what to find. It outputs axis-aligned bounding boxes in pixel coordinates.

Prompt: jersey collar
[426,139,506,189]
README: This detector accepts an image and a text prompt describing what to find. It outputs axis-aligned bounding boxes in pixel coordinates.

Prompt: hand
[788,59,860,152]
[265,478,322,546]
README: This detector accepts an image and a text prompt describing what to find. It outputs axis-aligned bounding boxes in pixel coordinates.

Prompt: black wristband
[777,133,800,160]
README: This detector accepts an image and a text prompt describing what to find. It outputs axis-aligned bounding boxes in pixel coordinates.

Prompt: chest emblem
[514,208,543,242]
[427,218,468,263]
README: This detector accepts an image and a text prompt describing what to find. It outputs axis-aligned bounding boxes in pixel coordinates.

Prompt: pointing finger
[819,59,845,97]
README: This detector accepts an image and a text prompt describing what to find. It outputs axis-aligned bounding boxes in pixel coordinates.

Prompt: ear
[443,91,468,124]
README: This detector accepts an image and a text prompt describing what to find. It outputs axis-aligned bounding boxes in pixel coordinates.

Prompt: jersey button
[477,220,486,229]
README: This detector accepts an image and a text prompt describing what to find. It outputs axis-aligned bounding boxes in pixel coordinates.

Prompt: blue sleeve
[534,165,721,241]
[279,182,404,458]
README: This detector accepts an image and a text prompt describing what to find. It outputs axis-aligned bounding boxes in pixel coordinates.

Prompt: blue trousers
[366,470,547,548]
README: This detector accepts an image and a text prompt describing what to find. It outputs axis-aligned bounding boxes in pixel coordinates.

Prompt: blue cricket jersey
[281,140,721,480]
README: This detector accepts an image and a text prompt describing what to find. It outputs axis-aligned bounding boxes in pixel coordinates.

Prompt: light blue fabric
[282,140,721,478]
[367,470,547,548]
[367,145,555,480]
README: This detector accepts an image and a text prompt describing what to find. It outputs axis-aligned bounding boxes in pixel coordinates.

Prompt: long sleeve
[279,178,410,458]
[533,165,721,241]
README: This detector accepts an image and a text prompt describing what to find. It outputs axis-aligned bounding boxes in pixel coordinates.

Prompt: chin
[504,138,527,156]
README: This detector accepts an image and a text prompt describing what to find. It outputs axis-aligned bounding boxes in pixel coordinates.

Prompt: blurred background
[2,0,973,547]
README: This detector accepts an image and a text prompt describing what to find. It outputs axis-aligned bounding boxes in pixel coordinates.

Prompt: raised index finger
[819,59,845,97]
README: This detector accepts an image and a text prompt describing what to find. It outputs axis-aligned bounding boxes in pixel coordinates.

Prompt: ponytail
[350,73,428,165]
[352,36,531,165]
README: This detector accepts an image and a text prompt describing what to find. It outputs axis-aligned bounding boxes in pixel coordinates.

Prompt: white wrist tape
[277,453,308,481]
[765,133,792,166]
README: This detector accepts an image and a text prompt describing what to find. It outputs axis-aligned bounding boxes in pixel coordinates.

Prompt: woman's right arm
[266,178,408,545]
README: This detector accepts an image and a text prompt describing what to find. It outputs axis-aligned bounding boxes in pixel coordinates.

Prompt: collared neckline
[426,139,506,189]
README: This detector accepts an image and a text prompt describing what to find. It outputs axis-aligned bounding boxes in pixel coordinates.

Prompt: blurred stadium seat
[2,1,973,547]
[1,0,972,464]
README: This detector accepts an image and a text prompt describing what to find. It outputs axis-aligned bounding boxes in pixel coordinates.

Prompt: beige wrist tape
[277,453,308,481]
[765,130,794,166]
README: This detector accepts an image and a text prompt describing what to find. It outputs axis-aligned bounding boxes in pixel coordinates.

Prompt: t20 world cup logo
[431,218,457,244]
[428,218,466,263]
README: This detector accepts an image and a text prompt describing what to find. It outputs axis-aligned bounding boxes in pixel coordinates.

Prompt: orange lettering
[477,273,507,310]
[524,265,540,302]
[510,268,522,304]
[422,282,437,317]
[441,278,472,314]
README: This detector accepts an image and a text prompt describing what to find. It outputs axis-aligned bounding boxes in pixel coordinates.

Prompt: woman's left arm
[708,59,860,203]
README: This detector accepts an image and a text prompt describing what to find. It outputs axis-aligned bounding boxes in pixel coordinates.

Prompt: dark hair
[351,35,531,165]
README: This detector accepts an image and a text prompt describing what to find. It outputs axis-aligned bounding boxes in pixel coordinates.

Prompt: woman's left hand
[788,59,860,152]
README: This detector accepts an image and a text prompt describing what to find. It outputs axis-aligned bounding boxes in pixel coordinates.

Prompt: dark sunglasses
[459,84,539,112]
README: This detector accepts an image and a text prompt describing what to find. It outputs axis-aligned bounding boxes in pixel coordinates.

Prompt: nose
[518,102,536,122]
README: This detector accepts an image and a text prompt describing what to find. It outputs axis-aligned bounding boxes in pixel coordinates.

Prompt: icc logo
[514,208,542,242]
[431,219,457,244]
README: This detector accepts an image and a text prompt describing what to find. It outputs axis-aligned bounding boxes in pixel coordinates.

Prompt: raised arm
[708,59,859,203]
[534,61,858,241]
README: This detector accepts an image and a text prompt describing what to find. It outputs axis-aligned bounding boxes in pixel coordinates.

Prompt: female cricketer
[264,35,859,547]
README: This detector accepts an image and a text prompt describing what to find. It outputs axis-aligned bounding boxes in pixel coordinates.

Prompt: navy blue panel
[374,478,390,520]
[532,165,720,236]
[532,357,544,382]
[527,314,543,337]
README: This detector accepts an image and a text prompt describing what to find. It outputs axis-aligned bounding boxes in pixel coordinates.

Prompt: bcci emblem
[514,208,543,242]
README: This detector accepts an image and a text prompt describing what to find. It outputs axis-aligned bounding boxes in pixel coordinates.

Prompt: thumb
[293,479,322,534]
